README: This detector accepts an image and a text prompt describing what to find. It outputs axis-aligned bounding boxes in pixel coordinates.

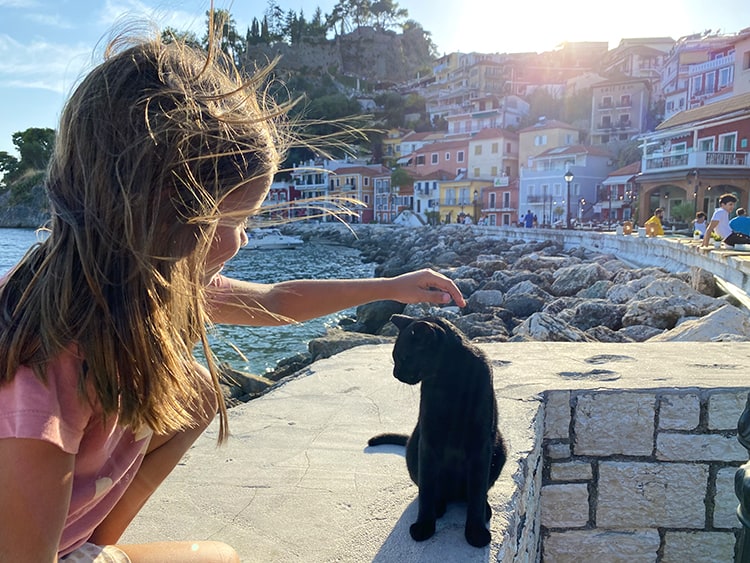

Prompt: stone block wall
[540,388,750,562]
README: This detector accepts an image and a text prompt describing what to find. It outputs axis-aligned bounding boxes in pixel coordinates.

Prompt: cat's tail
[368,433,408,447]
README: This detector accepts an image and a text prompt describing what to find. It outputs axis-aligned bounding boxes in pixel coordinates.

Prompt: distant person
[693,211,708,237]
[730,207,750,238]
[644,207,665,236]
[703,193,750,247]
[533,214,538,227]
[523,210,534,228]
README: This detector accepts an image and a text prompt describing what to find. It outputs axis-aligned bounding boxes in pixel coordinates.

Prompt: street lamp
[564,170,574,229]
[473,189,480,223]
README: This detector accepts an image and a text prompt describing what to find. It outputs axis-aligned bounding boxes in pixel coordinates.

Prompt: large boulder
[511,312,593,342]
[648,305,750,342]
[550,263,611,297]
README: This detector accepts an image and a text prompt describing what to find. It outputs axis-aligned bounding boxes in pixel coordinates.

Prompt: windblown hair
[0,24,288,442]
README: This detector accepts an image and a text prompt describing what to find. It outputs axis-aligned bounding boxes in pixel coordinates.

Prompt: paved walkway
[121,341,750,562]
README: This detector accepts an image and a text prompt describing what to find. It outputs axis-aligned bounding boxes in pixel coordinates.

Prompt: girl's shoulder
[0,348,94,454]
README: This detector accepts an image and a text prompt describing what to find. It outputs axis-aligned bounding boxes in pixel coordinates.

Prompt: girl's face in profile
[203,175,271,282]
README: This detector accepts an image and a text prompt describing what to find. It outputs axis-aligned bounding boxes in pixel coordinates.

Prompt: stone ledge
[122,342,750,562]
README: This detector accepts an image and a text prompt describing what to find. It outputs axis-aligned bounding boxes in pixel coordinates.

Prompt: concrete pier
[122,341,750,562]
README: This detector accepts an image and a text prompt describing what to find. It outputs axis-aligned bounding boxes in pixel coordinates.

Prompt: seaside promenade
[122,228,750,562]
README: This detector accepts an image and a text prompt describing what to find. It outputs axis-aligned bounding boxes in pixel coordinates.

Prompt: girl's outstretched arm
[0,438,74,561]
[207,268,466,326]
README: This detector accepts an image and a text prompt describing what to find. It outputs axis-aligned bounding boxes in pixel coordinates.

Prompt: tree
[11,128,55,171]
[370,0,408,31]
[161,27,201,49]
[202,9,244,62]
[391,167,413,189]
[0,152,20,184]
[305,8,328,41]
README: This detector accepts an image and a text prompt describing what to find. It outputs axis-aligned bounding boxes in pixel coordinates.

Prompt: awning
[602,174,636,186]
[397,156,412,164]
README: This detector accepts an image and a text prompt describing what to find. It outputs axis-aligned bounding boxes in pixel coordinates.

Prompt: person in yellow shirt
[644,207,665,236]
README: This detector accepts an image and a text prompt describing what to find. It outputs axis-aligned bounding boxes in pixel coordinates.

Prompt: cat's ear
[411,320,444,342]
[390,314,414,331]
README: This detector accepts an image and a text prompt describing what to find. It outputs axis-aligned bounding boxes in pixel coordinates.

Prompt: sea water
[0,228,374,374]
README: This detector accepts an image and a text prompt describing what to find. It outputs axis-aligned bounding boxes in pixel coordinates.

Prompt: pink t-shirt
[0,348,153,557]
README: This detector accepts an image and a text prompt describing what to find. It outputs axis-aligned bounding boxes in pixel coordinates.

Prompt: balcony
[642,150,750,173]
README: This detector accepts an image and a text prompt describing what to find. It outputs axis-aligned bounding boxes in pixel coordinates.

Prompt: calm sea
[0,228,374,374]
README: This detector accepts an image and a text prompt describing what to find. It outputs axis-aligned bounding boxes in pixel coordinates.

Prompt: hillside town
[262,28,750,231]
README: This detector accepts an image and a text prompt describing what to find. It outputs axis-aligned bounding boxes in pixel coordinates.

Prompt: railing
[691,53,734,74]
[643,150,750,172]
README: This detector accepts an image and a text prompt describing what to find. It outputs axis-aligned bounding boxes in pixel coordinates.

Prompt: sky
[0,0,748,157]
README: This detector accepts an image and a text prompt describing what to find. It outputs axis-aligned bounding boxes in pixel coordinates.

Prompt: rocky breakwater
[220,224,750,405]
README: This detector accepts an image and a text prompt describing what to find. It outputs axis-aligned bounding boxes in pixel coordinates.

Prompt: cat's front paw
[465,524,491,548]
[410,520,436,542]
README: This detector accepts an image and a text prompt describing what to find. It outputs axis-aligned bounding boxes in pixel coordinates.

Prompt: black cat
[368,314,507,548]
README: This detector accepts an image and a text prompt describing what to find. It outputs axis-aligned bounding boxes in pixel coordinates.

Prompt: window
[719,67,731,88]
[620,94,631,106]
[602,96,612,108]
[553,183,561,197]
[692,76,702,94]
[720,133,737,152]
[364,177,369,186]
[706,73,716,93]
[474,145,483,155]
[473,167,480,177]
[491,142,499,154]
[460,188,470,204]
[416,155,425,165]
[502,192,509,208]
[602,115,612,128]
[744,51,750,70]
[672,142,687,153]
[431,153,438,164]
[698,137,715,151]
[457,151,465,162]
[534,135,547,146]
[445,152,451,161]
[506,142,512,153]
[491,166,498,176]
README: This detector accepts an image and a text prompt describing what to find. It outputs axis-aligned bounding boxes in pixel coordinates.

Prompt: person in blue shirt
[730,207,750,238]
[523,210,534,228]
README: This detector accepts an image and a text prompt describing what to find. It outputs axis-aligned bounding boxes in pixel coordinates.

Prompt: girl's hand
[389,268,466,308]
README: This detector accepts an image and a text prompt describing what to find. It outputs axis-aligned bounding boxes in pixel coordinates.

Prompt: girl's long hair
[0,22,288,442]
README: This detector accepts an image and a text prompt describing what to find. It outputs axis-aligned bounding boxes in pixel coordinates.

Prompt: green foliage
[670,202,696,222]
[1,128,55,203]
[563,88,592,124]
[161,27,201,49]
[202,9,245,63]
[6,170,46,205]
[391,167,413,187]
[615,140,643,168]
[520,89,561,127]
[12,128,55,171]
[326,0,409,35]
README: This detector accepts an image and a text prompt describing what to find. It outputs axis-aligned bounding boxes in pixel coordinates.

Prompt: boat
[244,228,304,250]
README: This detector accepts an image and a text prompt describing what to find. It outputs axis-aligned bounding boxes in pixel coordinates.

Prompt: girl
[0,26,464,563]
